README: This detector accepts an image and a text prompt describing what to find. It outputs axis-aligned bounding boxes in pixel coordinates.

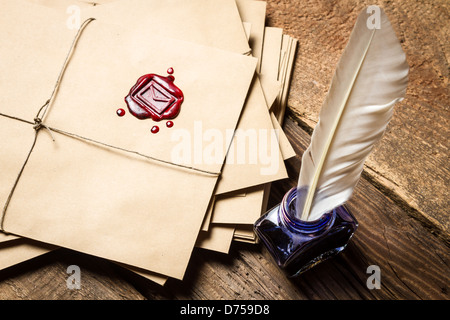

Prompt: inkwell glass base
[254,187,358,277]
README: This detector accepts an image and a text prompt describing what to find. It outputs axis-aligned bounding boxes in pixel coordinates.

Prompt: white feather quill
[296,7,409,221]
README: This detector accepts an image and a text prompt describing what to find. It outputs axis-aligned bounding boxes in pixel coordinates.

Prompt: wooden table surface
[0,0,448,300]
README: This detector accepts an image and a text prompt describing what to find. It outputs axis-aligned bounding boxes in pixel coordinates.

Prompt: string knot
[32,117,55,141]
[33,117,43,131]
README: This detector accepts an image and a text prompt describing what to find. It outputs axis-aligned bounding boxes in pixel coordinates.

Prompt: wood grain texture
[0,0,448,300]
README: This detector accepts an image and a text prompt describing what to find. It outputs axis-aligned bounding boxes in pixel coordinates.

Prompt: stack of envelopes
[0,0,297,286]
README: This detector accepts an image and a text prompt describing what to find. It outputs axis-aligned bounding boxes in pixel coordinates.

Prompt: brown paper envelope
[196,224,236,254]
[260,27,284,80]
[0,237,168,285]
[0,236,168,285]
[27,0,116,7]
[212,185,266,225]
[0,3,257,279]
[243,22,252,41]
[201,197,216,232]
[198,183,270,250]
[201,78,291,229]
[0,117,44,243]
[234,224,258,243]
[235,0,267,72]
[259,27,283,111]
[28,0,250,56]
[215,77,287,194]
[263,31,298,124]
[258,26,296,159]
[235,0,295,161]
[237,2,283,120]
[116,263,168,286]
[25,0,284,193]
[85,0,251,54]
[0,232,19,244]
[270,112,296,160]
[0,238,55,271]
[11,0,292,264]
[259,75,282,111]
[277,36,298,125]
[25,0,250,56]
[25,0,110,9]
[234,225,257,240]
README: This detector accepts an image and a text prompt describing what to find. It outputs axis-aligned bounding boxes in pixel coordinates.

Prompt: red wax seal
[125,70,184,122]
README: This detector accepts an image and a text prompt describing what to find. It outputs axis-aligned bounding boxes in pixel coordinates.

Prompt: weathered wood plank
[265,0,450,236]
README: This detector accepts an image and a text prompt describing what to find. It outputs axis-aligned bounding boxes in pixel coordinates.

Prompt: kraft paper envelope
[0,238,169,285]
[28,0,289,197]
[197,183,270,252]
[0,233,18,244]
[26,0,249,57]
[211,185,268,225]
[260,27,298,124]
[198,77,288,232]
[32,0,250,58]
[196,224,236,254]
[278,35,298,124]
[261,27,284,82]
[197,7,295,239]
[215,77,287,195]
[235,0,267,73]
[260,27,283,110]
[234,225,258,243]
[0,239,55,271]
[89,0,251,54]
[0,1,257,280]
[0,232,17,242]
[196,15,300,246]
[235,0,295,159]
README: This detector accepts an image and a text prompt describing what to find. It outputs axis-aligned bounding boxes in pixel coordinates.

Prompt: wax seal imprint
[125,69,184,122]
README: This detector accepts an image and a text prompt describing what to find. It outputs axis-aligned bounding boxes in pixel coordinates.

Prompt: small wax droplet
[151,126,159,134]
[166,121,174,128]
[116,108,126,117]
[167,67,174,74]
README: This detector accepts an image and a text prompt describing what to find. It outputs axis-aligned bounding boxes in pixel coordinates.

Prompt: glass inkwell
[254,187,358,277]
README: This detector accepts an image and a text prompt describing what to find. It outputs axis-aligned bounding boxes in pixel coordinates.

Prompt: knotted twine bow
[0,18,220,232]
